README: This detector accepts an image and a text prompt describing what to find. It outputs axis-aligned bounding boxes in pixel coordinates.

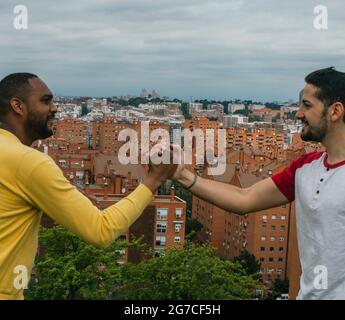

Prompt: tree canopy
[119,244,262,300]
[25,226,262,300]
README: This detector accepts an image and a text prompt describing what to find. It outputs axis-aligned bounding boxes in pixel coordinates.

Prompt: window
[278,257,283,262]
[262,225,267,231]
[271,226,276,231]
[262,215,267,221]
[175,224,182,233]
[277,268,283,274]
[174,236,181,243]
[155,236,166,246]
[280,226,286,232]
[270,236,275,241]
[269,257,274,262]
[279,247,284,251]
[157,208,168,221]
[156,223,167,233]
[267,268,274,274]
[269,247,274,251]
[279,236,285,242]
[260,257,265,262]
[175,208,183,219]
[261,236,266,241]
[272,215,277,220]
[260,247,265,251]
[281,215,286,220]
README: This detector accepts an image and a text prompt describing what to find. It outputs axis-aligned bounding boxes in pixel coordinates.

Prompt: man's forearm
[177,168,249,215]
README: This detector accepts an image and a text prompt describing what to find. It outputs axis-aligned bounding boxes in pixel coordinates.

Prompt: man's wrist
[176,169,196,189]
[142,175,164,193]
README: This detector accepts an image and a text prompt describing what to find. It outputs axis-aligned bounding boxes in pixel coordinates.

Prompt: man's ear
[329,102,345,122]
[9,97,26,116]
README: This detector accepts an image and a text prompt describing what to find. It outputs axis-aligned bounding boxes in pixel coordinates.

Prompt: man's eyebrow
[41,94,53,100]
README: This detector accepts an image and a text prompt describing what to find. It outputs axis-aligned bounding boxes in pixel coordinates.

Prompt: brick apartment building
[191,140,324,295]
[86,189,186,264]
[192,147,292,286]
[91,119,169,155]
[225,128,285,151]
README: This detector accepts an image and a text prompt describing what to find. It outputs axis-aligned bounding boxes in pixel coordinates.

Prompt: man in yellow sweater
[0,73,177,300]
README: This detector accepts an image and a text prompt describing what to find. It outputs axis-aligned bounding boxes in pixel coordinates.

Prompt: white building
[222,115,249,128]
[188,102,203,114]
[248,104,266,111]
[228,103,245,113]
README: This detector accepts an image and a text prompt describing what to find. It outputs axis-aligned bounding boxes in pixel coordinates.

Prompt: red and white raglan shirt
[272,151,345,300]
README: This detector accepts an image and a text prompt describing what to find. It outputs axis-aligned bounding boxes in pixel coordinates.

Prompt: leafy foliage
[25,226,141,300]
[234,250,261,276]
[25,227,262,300]
[118,244,262,300]
[266,278,289,300]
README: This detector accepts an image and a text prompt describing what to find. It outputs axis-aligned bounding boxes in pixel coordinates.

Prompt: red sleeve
[271,151,323,202]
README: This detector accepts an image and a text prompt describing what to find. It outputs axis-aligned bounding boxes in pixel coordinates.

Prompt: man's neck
[322,129,345,165]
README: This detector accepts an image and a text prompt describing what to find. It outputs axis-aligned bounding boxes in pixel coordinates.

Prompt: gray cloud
[1,0,344,101]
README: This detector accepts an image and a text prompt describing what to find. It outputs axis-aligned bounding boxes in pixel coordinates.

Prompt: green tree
[234,108,250,117]
[25,226,143,300]
[234,250,261,277]
[266,278,289,300]
[185,218,203,242]
[119,244,262,300]
[181,102,191,119]
[265,102,281,110]
[81,104,89,116]
[248,114,262,122]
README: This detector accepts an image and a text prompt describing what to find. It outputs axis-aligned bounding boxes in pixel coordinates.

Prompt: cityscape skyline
[1,0,345,101]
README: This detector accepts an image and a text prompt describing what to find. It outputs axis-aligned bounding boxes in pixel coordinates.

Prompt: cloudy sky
[1,0,345,101]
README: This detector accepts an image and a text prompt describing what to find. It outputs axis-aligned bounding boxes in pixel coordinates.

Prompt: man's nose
[295,106,304,120]
[50,102,58,113]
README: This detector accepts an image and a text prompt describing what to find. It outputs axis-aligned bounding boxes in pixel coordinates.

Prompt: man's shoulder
[292,151,324,168]
[0,138,55,184]
[0,137,48,166]
[17,147,53,171]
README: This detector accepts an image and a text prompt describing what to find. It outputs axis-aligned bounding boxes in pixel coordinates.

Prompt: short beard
[300,108,328,142]
[24,112,53,142]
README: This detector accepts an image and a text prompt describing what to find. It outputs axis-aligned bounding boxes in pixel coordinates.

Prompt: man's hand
[142,144,179,193]
[169,144,195,189]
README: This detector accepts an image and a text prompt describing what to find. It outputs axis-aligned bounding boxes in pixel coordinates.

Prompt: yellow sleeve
[16,151,154,248]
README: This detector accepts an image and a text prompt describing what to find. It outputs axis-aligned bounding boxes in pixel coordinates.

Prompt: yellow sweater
[0,128,154,300]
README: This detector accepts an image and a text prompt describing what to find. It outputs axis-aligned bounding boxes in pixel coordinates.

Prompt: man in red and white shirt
[174,67,345,299]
